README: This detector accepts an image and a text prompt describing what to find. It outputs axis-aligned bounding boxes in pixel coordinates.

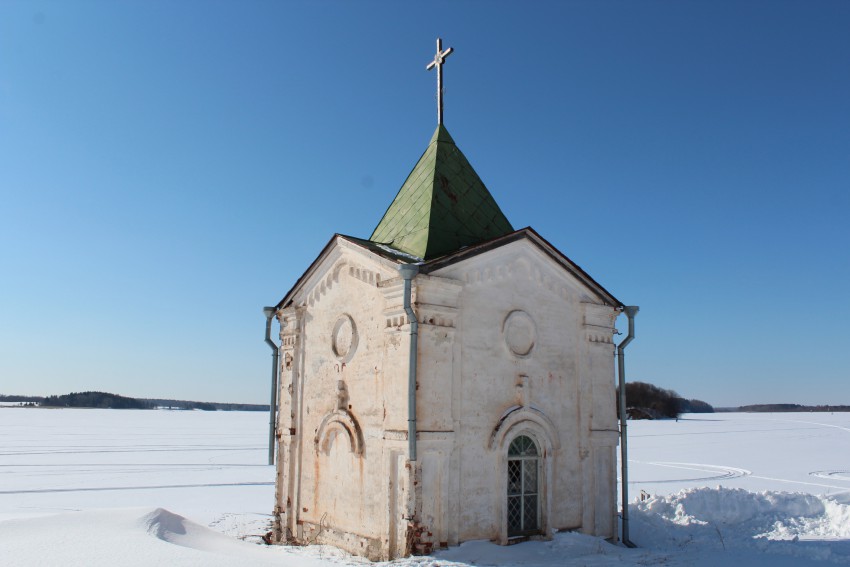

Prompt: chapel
[269,40,625,560]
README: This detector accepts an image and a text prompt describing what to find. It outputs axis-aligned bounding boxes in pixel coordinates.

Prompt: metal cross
[425,38,454,125]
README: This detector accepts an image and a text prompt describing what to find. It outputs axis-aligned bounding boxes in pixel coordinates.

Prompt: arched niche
[314,409,364,455]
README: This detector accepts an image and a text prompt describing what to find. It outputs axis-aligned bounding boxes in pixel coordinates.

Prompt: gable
[275,235,403,309]
[422,228,623,309]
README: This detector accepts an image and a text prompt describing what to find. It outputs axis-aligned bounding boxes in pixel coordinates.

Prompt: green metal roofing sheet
[370,125,513,260]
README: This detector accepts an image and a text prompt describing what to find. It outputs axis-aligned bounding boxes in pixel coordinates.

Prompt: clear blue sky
[1,1,848,406]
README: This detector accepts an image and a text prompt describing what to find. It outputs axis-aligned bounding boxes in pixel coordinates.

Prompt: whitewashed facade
[271,227,622,559]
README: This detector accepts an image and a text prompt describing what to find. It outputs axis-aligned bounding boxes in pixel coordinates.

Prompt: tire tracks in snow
[627,461,752,484]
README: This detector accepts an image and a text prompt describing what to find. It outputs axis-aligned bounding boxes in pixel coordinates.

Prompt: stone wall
[273,236,620,559]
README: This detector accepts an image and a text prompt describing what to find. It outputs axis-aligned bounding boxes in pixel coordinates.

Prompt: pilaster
[275,306,303,543]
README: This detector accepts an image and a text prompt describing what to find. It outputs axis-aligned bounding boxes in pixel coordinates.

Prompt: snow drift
[630,487,850,564]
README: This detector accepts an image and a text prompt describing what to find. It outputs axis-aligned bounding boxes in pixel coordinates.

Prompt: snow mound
[0,508,289,567]
[637,486,825,529]
[139,506,276,558]
[631,487,850,564]
[143,507,189,540]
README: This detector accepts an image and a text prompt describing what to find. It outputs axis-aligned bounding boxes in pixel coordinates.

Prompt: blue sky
[1,1,848,406]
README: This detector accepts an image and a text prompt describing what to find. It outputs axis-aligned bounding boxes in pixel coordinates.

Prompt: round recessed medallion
[503,310,536,357]
[332,314,358,361]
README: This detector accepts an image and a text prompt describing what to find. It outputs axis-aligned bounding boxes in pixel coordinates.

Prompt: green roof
[370,125,513,260]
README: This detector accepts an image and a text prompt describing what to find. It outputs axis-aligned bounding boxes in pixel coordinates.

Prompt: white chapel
[268,40,626,560]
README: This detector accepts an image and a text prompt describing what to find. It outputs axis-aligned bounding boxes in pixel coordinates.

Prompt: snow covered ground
[628,413,850,497]
[1,408,848,566]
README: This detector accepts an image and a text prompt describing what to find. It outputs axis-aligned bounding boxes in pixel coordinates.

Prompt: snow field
[0,407,273,535]
[1,408,848,566]
[626,413,850,497]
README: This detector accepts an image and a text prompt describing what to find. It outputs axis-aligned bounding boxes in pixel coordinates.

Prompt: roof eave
[274,234,342,310]
[274,235,414,311]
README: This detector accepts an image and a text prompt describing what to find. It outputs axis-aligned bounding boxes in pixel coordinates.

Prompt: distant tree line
[678,398,715,413]
[0,395,43,403]
[1,393,268,412]
[616,381,715,419]
[731,404,850,413]
[140,398,269,411]
[41,391,150,409]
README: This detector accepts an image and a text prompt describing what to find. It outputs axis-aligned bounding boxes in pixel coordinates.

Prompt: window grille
[507,435,539,536]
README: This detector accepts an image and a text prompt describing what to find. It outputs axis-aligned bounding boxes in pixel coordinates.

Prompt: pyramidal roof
[370,125,513,260]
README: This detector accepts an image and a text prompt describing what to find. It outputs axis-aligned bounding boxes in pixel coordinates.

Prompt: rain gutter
[398,264,420,461]
[263,306,280,466]
[617,305,639,547]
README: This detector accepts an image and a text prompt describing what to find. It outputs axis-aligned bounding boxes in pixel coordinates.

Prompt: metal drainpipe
[617,305,639,547]
[263,306,280,466]
[398,264,420,461]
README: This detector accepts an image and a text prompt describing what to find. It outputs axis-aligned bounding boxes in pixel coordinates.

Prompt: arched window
[507,435,540,536]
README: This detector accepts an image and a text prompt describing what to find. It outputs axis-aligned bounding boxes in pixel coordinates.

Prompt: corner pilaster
[275,306,302,543]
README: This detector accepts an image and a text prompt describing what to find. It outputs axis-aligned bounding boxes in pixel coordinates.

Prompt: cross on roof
[425,38,453,125]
